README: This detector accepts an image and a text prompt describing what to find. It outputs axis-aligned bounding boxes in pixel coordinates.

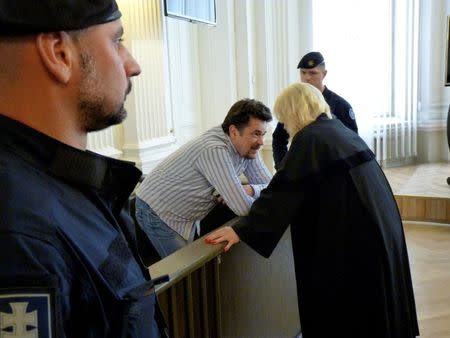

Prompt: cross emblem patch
[0,294,52,338]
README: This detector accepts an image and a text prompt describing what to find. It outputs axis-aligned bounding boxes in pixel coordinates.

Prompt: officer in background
[0,1,166,337]
[272,51,358,169]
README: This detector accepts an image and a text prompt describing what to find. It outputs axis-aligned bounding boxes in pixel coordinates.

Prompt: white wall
[87,0,450,169]
[417,0,450,162]
[88,0,303,172]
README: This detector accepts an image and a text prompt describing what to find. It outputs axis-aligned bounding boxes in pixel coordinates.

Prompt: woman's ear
[36,31,75,84]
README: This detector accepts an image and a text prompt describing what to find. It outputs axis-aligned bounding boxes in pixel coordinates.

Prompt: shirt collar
[317,113,330,121]
[213,125,240,156]
[0,114,141,199]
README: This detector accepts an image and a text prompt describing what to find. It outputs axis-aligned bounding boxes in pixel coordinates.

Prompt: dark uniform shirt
[0,115,164,337]
[272,86,358,169]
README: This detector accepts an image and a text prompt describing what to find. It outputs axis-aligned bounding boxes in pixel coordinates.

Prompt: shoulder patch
[0,289,56,338]
[348,108,355,120]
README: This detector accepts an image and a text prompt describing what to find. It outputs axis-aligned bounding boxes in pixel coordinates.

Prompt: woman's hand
[205,226,240,252]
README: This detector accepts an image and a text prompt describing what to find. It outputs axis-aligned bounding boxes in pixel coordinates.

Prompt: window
[312,0,419,165]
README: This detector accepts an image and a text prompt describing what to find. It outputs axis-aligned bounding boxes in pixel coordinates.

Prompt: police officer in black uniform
[272,51,358,169]
[0,1,166,337]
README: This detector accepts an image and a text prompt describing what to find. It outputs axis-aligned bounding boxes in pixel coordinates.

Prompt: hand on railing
[148,217,240,294]
[205,226,241,252]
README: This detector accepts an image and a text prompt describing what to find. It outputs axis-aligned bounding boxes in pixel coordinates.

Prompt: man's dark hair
[221,98,272,135]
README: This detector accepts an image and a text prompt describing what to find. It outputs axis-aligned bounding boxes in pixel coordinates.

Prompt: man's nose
[124,49,141,77]
[256,136,264,145]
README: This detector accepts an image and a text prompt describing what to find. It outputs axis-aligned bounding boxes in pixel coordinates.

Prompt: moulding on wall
[417,119,446,132]
[121,135,178,174]
[90,146,123,159]
[416,128,449,163]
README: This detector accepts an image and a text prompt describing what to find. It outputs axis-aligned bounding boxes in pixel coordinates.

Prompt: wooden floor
[384,163,450,198]
[382,164,450,337]
[404,222,450,338]
[384,163,450,223]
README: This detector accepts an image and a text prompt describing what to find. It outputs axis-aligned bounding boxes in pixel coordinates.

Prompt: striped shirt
[137,126,272,239]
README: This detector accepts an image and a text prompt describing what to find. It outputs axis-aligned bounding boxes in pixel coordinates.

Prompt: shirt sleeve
[232,131,315,258]
[336,102,358,134]
[272,122,290,170]
[346,107,358,134]
[0,233,72,336]
[0,232,112,337]
[233,163,305,258]
[195,147,257,216]
[243,153,272,199]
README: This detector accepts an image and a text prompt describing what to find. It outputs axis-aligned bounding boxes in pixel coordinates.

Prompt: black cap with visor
[0,0,121,35]
[297,51,325,69]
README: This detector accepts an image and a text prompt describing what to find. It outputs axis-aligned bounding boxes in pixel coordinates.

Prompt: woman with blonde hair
[274,82,331,137]
[206,83,419,337]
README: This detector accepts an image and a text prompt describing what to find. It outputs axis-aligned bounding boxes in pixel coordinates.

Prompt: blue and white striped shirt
[137,126,272,239]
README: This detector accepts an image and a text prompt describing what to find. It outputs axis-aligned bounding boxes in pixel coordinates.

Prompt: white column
[192,0,309,172]
[87,127,123,158]
[418,0,448,121]
[118,0,178,173]
[417,0,450,162]
[253,0,306,171]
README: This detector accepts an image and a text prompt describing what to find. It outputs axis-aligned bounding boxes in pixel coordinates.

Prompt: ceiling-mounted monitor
[446,15,450,86]
[164,0,216,26]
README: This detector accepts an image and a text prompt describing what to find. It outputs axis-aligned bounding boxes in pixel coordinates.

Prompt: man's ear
[36,31,75,84]
[229,125,238,138]
[323,69,328,78]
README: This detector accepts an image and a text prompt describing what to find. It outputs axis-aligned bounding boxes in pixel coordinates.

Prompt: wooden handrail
[148,217,240,294]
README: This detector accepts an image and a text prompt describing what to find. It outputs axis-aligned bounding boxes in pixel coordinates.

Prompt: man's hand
[242,184,254,197]
[216,195,226,205]
[205,226,240,252]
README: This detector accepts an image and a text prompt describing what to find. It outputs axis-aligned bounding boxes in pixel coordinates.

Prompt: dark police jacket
[235,115,419,337]
[272,86,358,169]
[0,115,165,337]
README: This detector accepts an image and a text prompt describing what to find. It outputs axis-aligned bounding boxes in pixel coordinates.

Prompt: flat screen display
[446,16,450,86]
[164,0,216,26]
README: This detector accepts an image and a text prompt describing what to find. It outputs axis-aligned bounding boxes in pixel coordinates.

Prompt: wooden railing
[148,218,240,338]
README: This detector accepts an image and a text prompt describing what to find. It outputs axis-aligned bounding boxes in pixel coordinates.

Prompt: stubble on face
[242,142,262,159]
[77,51,129,132]
[237,121,266,159]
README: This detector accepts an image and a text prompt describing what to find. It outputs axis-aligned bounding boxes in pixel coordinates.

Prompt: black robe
[233,115,419,338]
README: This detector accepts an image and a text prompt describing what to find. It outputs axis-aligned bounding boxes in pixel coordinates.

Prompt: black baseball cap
[297,51,325,69]
[0,0,121,35]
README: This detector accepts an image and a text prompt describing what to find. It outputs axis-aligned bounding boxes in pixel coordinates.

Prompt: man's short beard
[80,100,127,132]
[77,52,127,132]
